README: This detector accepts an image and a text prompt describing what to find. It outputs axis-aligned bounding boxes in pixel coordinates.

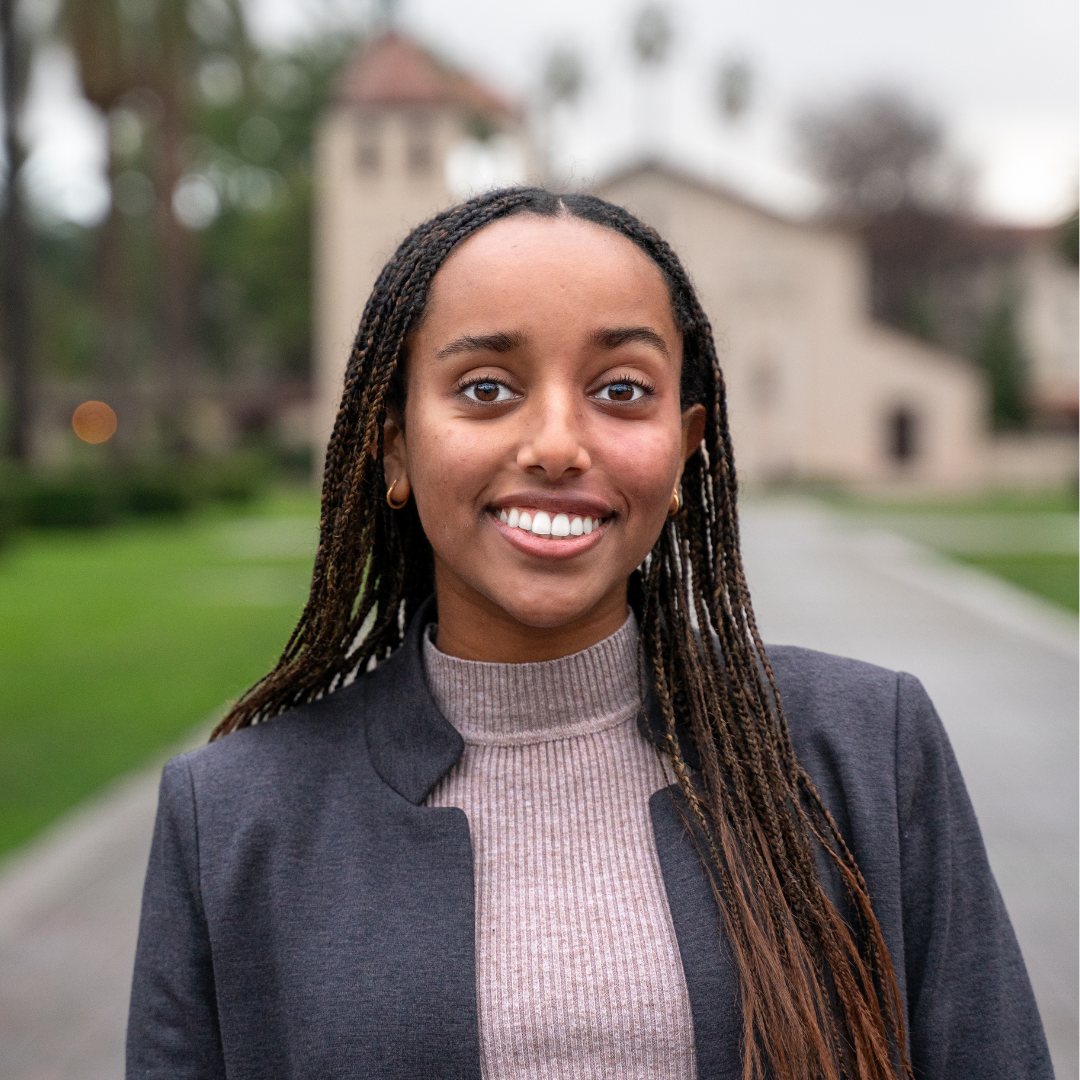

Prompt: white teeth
[499,507,603,537]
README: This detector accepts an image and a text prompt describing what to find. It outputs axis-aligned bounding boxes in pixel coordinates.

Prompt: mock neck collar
[361,597,698,805]
[421,613,641,746]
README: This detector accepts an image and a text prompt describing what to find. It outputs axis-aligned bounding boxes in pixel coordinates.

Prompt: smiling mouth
[492,507,609,539]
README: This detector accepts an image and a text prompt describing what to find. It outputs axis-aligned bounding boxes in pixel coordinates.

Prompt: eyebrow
[435,331,526,359]
[433,325,670,360]
[591,326,669,357]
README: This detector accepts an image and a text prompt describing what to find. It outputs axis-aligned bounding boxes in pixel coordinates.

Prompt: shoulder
[765,644,941,842]
[161,655,405,809]
[770,646,900,779]
[766,643,940,760]
[768,642,903,741]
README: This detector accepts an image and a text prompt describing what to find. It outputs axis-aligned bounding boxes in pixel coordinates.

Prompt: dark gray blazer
[127,602,1052,1079]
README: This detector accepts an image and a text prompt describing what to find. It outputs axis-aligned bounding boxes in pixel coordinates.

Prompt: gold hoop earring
[386,480,409,510]
[667,488,681,518]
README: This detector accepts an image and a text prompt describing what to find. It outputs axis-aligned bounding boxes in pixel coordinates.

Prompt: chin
[487,585,611,632]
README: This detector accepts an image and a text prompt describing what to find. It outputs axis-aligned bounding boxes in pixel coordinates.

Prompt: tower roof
[335,33,518,121]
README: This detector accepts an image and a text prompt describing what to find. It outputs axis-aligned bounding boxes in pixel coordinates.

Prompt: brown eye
[463,380,513,404]
[599,382,645,403]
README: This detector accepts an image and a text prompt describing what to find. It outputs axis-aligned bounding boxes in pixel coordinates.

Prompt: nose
[516,387,592,479]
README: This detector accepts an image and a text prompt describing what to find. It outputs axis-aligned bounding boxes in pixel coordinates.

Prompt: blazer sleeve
[895,672,1053,1079]
[126,755,226,1079]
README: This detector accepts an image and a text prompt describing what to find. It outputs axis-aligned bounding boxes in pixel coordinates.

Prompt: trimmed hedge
[26,473,123,528]
[0,452,273,538]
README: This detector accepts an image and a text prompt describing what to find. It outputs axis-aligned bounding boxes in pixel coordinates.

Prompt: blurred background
[0,0,1076,1076]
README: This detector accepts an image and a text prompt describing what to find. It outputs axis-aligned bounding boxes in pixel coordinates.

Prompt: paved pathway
[0,767,160,1078]
[0,726,209,1080]
[0,500,1075,1078]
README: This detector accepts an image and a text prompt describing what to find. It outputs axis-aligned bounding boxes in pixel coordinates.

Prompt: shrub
[123,466,197,517]
[0,465,27,545]
[0,451,281,533]
[188,451,272,506]
[277,444,314,478]
[24,472,122,528]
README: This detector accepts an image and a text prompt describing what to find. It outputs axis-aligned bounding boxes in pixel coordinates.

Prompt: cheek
[603,421,684,509]
[404,402,502,510]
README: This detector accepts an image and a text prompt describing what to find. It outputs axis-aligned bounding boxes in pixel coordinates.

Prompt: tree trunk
[0,0,32,461]
[152,42,194,456]
[97,185,136,458]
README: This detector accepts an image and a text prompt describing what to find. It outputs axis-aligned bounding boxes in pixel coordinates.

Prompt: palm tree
[61,0,137,453]
[147,0,197,454]
[61,0,248,455]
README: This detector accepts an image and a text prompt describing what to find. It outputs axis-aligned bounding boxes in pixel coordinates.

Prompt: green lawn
[0,487,320,857]
[955,553,1079,613]
[817,488,1079,516]
[821,489,1079,614]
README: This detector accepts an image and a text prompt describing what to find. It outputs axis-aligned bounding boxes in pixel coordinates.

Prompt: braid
[212,187,911,1080]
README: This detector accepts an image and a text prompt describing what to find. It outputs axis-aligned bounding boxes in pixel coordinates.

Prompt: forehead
[422,214,675,327]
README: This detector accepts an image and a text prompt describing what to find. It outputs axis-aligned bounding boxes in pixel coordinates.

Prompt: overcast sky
[24,0,1078,226]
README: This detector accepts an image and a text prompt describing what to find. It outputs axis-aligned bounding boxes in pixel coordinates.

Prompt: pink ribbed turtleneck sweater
[422,613,697,1080]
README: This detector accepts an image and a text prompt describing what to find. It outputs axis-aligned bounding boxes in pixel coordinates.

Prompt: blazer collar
[363,595,699,804]
[363,596,465,805]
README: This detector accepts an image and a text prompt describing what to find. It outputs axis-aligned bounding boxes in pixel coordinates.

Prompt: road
[0,500,1075,1078]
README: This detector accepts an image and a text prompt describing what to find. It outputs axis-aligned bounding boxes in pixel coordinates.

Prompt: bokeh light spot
[72,400,118,444]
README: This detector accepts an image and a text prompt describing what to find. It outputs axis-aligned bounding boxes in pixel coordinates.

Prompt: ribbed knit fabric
[423,614,697,1080]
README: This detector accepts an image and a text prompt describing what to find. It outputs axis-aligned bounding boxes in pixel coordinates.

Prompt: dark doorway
[887,406,918,463]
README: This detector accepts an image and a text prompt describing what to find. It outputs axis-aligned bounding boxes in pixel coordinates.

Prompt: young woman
[127,189,1051,1080]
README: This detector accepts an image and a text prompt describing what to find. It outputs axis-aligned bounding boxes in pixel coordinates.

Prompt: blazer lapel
[357,599,481,1079]
[364,596,465,804]
[649,787,744,1079]
[640,692,744,1079]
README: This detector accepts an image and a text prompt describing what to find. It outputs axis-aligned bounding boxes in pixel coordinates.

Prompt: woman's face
[385,214,705,648]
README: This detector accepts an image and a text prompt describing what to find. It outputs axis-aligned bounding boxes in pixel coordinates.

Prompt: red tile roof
[335,33,518,120]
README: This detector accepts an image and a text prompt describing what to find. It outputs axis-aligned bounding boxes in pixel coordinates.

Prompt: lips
[487,495,614,559]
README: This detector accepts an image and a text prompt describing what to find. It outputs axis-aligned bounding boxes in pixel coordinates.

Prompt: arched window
[887,406,918,463]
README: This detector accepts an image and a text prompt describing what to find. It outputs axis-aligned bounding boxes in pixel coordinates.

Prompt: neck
[422,612,640,741]
[432,569,630,663]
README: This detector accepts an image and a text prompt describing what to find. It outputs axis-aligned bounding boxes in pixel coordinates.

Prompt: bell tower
[313,32,533,469]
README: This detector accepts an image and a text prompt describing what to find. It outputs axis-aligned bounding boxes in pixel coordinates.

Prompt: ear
[383,413,409,491]
[679,403,707,470]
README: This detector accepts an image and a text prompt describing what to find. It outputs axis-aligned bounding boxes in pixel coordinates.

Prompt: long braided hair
[213,188,911,1080]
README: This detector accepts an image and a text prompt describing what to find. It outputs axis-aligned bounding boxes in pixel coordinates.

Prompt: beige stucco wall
[599,167,990,489]
[988,432,1079,487]
[851,328,987,486]
[1019,245,1079,415]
